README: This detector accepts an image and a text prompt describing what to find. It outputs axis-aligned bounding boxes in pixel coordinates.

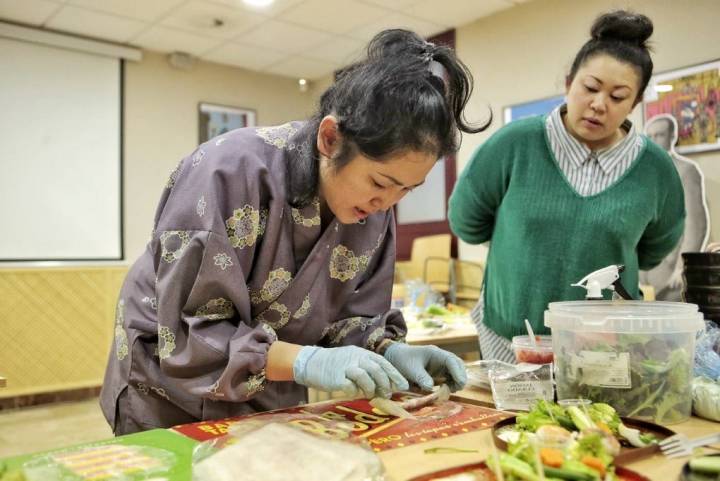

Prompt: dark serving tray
[491,415,676,464]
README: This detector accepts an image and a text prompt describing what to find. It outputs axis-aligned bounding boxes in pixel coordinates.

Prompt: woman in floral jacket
[101,29,488,434]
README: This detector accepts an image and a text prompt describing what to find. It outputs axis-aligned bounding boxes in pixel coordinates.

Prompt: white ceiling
[0,0,530,80]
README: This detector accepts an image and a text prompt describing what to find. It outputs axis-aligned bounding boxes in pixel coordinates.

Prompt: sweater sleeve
[449,127,514,244]
[637,150,686,270]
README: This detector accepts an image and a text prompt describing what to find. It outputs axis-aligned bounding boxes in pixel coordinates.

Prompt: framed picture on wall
[643,59,720,154]
[198,103,256,144]
[503,94,565,124]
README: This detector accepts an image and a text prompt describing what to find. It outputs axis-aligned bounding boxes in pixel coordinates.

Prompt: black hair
[568,10,654,103]
[287,29,490,206]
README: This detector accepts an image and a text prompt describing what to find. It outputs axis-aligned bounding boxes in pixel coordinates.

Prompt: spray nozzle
[571,264,634,300]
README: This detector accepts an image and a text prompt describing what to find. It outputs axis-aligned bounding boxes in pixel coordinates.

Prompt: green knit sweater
[448,116,685,340]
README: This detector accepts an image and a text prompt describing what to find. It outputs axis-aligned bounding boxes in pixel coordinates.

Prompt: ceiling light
[654,84,673,93]
[243,0,275,7]
[298,78,309,93]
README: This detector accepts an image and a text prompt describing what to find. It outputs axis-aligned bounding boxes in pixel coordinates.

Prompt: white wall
[123,51,317,260]
[455,0,720,261]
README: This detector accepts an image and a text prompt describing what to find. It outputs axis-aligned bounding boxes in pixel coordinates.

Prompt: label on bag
[489,363,554,411]
[573,351,631,388]
[491,379,555,411]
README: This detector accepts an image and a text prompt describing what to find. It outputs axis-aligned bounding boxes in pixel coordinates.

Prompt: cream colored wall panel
[0,267,127,398]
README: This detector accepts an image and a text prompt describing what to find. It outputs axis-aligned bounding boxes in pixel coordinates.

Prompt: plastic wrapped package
[692,376,720,422]
[694,321,720,381]
[489,363,554,411]
[466,360,516,390]
[17,444,176,481]
[192,416,386,481]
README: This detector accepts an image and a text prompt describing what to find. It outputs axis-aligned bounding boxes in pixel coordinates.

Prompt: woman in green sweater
[448,10,685,362]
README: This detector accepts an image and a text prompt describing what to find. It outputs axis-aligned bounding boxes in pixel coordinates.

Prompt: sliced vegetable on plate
[679,454,720,481]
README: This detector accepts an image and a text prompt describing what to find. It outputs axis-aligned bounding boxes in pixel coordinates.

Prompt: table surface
[378,386,720,481]
[406,324,478,345]
[1,384,716,481]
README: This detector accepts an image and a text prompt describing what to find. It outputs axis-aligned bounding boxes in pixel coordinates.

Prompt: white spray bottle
[571,264,635,300]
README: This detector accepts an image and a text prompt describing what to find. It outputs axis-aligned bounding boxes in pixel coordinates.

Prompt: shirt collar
[547,104,637,174]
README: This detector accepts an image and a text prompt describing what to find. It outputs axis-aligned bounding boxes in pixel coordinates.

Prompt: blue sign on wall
[503,95,565,124]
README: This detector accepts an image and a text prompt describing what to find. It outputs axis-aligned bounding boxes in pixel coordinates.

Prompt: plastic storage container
[545,301,704,425]
[511,335,554,364]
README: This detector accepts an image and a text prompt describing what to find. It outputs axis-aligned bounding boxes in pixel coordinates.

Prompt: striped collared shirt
[545,104,644,197]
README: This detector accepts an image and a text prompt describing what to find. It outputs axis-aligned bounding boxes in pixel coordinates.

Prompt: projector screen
[0,37,122,261]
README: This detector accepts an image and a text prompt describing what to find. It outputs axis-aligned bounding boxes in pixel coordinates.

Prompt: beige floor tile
[0,398,112,458]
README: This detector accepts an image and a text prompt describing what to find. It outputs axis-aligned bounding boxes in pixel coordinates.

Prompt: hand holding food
[383,343,467,392]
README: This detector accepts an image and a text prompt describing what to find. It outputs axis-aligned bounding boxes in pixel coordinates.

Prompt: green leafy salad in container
[545,301,705,425]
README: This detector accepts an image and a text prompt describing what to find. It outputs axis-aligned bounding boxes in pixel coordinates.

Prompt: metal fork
[659,433,720,458]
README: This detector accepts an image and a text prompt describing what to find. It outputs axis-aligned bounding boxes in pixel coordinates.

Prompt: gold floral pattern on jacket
[256,123,298,150]
[150,386,170,400]
[195,298,236,320]
[114,299,128,361]
[293,295,311,319]
[261,323,278,341]
[160,231,191,263]
[255,302,291,330]
[166,159,184,189]
[322,316,374,346]
[250,268,293,305]
[226,205,267,249]
[329,245,370,282]
[291,197,321,227]
[365,327,386,351]
[213,252,233,271]
[245,369,266,396]
[158,326,176,359]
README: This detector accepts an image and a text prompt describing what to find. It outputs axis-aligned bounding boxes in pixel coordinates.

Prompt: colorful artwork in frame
[643,60,720,154]
[198,103,256,144]
[503,94,565,124]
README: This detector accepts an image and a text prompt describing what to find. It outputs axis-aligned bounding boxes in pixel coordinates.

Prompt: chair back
[413,235,451,291]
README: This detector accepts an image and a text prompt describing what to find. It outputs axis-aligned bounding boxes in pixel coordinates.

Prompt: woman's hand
[293,345,409,398]
[383,343,467,392]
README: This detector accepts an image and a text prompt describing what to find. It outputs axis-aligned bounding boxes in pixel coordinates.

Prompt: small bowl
[683,286,720,306]
[684,267,720,287]
[683,252,720,267]
[512,335,553,364]
[697,305,720,324]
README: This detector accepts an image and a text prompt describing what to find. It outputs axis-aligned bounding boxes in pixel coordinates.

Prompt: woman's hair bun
[366,29,426,60]
[590,10,653,47]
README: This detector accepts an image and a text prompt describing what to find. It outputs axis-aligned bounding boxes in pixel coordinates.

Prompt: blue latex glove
[293,345,409,398]
[383,343,467,392]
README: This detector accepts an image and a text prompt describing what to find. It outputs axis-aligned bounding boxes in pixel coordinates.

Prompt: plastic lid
[544,300,705,333]
[511,335,553,350]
